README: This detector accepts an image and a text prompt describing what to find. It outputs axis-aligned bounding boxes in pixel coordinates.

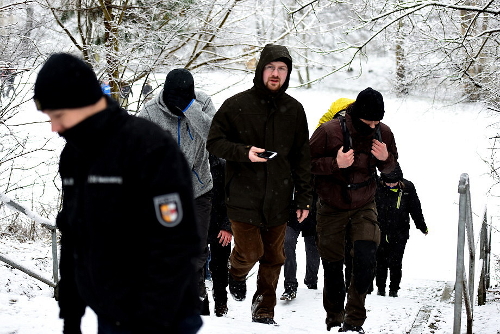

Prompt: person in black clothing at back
[141,81,153,102]
[33,53,202,334]
[375,163,428,297]
[207,154,232,317]
[119,81,133,109]
[280,192,320,300]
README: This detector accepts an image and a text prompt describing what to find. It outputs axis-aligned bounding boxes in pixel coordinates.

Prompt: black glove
[63,317,82,334]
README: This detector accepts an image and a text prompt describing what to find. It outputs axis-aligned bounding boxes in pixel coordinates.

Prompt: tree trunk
[102,0,121,100]
[395,1,408,96]
[461,1,480,101]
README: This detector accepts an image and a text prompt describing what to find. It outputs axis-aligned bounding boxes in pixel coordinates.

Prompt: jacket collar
[345,113,377,140]
[152,89,185,119]
[61,96,127,154]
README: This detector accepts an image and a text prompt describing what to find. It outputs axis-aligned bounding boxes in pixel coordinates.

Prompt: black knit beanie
[351,87,385,121]
[381,163,403,183]
[33,53,103,111]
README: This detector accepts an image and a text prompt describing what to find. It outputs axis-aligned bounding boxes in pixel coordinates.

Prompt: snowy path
[200,271,456,334]
[0,257,455,334]
[3,235,498,334]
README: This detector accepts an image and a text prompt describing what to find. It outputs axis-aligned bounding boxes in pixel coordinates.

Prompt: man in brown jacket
[309,87,398,333]
[206,44,312,325]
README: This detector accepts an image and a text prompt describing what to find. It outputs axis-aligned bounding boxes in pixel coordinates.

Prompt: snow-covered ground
[1,66,500,333]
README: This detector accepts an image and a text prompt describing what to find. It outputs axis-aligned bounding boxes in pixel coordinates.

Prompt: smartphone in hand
[257,151,278,160]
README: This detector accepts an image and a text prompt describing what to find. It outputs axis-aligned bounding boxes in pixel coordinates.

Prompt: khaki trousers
[316,201,380,327]
[229,221,286,319]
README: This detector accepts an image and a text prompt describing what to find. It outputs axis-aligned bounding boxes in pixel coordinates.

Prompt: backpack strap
[374,124,382,143]
[338,115,352,153]
[335,114,381,203]
[340,115,383,150]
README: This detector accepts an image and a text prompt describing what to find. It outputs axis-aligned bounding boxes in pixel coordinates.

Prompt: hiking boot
[214,302,228,317]
[252,317,278,325]
[326,319,342,331]
[339,323,365,333]
[228,275,246,301]
[201,295,210,316]
[377,289,386,296]
[280,290,297,301]
[306,283,318,290]
[389,290,398,297]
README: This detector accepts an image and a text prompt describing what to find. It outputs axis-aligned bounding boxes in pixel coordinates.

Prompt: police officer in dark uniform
[33,53,202,334]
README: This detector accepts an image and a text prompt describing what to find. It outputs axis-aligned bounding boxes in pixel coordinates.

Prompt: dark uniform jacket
[56,97,201,333]
[375,178,427,242]
[310,112,398,210]
[206,44,312,227]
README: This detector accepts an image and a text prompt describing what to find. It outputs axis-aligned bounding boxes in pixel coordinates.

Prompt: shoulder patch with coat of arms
[153,193,183,227]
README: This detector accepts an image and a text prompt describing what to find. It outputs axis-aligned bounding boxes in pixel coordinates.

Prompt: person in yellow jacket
[316,97,355,129]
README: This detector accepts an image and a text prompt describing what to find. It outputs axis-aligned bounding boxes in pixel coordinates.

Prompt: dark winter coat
[288,177,318,237]
[206,44,312,227]
[56,97,201,333]
[309,112,398,210]
[142,83,153,96]
[287,191,318,237]
[208,154,231,242]
[120,84,132,98]
[375,178,427,242]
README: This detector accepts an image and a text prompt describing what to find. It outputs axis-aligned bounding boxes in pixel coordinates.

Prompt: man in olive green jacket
[206,44,312,325]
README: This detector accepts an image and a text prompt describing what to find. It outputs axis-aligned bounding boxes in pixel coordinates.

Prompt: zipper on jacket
[177,117,182,146]
[177,119,194,146]
[186,123,194,140]
[192,168,204,185]
[183,99,195,112]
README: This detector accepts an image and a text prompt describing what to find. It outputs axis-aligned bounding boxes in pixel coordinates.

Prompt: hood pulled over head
[253,44,292,94]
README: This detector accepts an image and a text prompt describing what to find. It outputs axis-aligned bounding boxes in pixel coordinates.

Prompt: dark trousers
[97,317,132,334]
[283,225,320,291]
[316,201,380,327]
[229,221,286,319]
[97,315,202,334]
[344,236,374,294]
[375,237,407,292]
[194,191,212,299]
[208,236,231,305]
[322,259,346,324]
